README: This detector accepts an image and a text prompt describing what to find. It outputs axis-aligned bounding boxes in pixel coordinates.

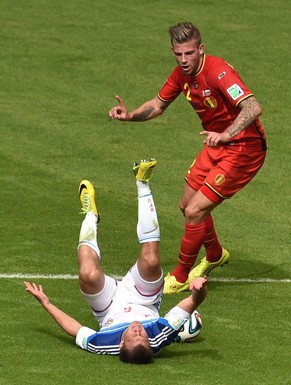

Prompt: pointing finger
[115,95,124,105]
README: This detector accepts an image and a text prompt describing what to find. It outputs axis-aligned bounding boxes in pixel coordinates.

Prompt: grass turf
[0,0,290,384]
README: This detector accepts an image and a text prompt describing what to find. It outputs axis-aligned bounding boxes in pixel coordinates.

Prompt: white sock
[78,212,101,260]
[136,180,151,197]
[136,181,160,243]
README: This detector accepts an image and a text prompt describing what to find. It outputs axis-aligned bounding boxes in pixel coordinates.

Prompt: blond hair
[169,22,201,45]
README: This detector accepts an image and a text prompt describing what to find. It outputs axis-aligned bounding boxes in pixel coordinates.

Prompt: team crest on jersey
[204,96,217,108]
[103,318,114,327]
[214,174,225,185]
[227,84,244,100]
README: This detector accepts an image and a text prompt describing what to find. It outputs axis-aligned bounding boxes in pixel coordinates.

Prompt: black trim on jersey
[254,120,267,151]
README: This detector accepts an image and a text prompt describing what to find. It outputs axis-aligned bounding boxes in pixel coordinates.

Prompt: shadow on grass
[205,255,291,281]
[158,338,221,361]
[35,327,75,346]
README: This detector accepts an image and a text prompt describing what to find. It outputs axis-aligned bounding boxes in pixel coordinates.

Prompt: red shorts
[185,145,266,204]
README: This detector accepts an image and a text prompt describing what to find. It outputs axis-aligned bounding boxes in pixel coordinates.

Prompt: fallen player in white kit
[25,159,208,364]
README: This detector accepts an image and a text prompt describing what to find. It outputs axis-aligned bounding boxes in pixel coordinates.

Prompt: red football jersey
[158,54,266,150]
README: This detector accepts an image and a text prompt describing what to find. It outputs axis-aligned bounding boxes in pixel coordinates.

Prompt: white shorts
[81,262,164,327]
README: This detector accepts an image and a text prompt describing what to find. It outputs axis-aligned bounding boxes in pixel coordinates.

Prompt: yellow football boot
[188,248,230,280]
[133,158,157,183]
[78,180,100,223]
[163,273,190,294]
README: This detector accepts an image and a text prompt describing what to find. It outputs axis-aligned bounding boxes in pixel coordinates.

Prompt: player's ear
[119,340,124,348]
[199,44,204,55]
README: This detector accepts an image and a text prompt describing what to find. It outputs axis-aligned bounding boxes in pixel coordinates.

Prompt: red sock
[171,222,206,282]
[203,214,222,262]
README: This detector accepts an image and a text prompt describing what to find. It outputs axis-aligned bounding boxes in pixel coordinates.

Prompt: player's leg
[189,149,265,280]
[133,159,162,282]
[187,213,229,281]
[181,187,223,264]
[113,160,163,313]
[78,180,103,293]
[77,181,117,318]
[164,148,226,294]
[164,185,221,293]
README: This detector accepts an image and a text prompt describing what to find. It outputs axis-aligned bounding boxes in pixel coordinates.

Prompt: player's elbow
[249,96,263,118]
[255,101,263,118]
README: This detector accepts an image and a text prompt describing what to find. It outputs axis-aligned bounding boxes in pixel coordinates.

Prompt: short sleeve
[158,67,182,102]
[164,306,190,330]
[76,326,97,350]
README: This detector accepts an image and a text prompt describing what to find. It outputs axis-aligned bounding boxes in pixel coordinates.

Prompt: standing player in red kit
[109,22,267,294]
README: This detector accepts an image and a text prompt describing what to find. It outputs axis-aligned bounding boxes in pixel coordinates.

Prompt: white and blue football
[175,310,202,343]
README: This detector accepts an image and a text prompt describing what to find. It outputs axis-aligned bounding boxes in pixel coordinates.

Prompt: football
[175,310,202,343]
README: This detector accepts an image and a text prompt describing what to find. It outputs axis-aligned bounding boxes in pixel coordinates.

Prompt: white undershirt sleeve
[76,326,97,350]
[164,306,190,330]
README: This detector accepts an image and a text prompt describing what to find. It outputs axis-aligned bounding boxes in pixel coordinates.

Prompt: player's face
[120,321,150,350]
[172,40,204,76]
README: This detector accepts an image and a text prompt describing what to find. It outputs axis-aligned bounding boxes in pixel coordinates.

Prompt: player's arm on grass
[109,95,170,121]
[24,281,82,337]
[176,277,208,314]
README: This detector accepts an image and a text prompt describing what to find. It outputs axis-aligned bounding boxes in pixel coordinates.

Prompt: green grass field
[1,0,290,384]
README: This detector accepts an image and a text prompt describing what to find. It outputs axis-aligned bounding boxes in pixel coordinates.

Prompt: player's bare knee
[184,205,203,222]
[79,267,100,285]
[142,254,160,274]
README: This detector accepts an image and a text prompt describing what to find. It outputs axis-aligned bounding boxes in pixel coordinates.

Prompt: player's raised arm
[24,281,83,337]
[109,95,170,122]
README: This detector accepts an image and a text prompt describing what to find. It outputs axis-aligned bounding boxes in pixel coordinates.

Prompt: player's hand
[189,276,208,291]
[200,130,231,146]
[109,95,130,120]
[24,281,50,305]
